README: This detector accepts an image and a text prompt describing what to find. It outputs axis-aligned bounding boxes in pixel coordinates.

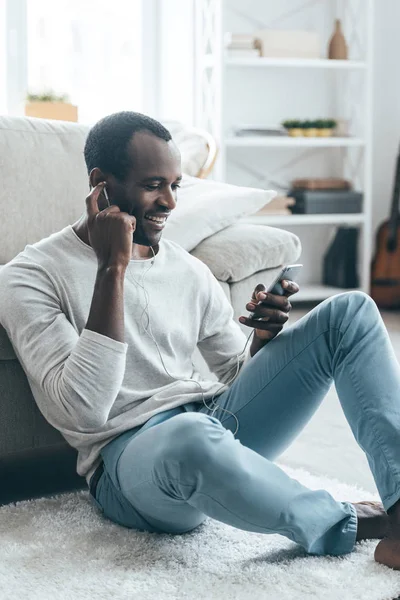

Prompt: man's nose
[159,187,177,210]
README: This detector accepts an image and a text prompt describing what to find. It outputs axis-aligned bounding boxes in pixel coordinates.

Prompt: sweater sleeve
[197,266,251,384]
[0,261,127,430]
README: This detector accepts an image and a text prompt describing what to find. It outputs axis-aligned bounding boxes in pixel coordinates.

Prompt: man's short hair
[84,111,172,180]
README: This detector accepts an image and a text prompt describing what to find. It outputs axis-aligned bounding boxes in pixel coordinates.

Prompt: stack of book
[254,195,296,216]
[224,33,260,58]
[233,124,286,137]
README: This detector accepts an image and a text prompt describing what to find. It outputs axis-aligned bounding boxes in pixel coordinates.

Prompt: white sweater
[0,226,249,485]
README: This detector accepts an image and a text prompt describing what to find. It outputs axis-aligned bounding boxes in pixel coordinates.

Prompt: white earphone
[103,185,110,204]
[127,250,254,436]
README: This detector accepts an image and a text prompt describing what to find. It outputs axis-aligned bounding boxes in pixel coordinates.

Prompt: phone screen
[268,264,303,296]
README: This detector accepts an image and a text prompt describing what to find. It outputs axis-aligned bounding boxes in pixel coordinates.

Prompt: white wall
[371,0,400,237]
[158,0,194,125]
[0,0,5,114]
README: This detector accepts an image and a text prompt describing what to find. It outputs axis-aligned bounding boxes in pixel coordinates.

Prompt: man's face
[109,131,182,247]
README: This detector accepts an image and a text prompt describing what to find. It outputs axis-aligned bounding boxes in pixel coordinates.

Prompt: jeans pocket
[94,465,158,532]
[89,488,104,513]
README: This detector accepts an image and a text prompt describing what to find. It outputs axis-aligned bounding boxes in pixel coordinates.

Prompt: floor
[279,304,400,495]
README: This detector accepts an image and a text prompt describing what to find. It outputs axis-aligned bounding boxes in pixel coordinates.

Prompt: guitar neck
[389,149,400,224]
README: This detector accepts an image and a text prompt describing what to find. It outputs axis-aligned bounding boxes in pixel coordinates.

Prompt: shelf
[240,214,365,226]
[292,284,362,302]
[226,136,365,148]
[223,57,367,69]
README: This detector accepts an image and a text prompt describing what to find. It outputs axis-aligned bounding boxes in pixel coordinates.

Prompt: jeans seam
[334,314,400,496]
[220,327,333,423]
[337,306,400,507]
[152,475,279,533]
[347,357,400,498]
[383,483,400,510]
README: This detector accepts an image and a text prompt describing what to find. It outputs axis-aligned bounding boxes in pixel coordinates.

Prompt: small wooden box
[25,102,78,122]
[254,30,321,58]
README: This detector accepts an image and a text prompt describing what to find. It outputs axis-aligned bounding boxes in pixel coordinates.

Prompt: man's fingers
[238,317,284,333]
[252,308,289,323]
[85,182,106,218]
[252,283,266,302]
[281,280,300,296]
[250,292,291,311]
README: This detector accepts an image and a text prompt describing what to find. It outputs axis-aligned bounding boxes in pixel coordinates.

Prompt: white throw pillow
[163,175,276,251]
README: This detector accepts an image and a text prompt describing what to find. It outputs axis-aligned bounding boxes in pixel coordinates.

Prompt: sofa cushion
[163,175,276,251]
[0,116,91,264]
[191,224,301,282]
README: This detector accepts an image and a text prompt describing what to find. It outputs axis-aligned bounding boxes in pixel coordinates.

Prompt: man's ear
[89,167,107,189]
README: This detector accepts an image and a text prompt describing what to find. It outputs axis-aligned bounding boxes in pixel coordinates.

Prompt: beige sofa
[0,115,301,504]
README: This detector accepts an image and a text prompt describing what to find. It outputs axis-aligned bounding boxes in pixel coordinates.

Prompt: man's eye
[145,185,159,191]
[172,183,181,190]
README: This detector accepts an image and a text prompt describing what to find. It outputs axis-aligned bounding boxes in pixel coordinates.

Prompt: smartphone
[248,264,303,320]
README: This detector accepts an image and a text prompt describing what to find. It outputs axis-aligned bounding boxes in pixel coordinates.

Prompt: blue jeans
[89,292,400,556]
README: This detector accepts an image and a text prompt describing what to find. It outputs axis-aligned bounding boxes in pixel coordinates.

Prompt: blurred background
[1,0,400,305]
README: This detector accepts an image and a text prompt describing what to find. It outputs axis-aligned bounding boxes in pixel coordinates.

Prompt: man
[0,111,399,570]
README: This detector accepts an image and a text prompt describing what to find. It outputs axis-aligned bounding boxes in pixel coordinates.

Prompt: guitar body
[371,144,400,309]
[371,221,400,308]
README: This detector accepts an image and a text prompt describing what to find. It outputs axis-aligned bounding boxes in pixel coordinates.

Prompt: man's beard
[132,220,156,247]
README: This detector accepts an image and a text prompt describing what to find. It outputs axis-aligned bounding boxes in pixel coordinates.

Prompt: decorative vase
[317,128,333,137]
[328,19,348,60]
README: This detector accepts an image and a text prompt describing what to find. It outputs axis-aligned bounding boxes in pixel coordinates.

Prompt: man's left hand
[239,280,300,343]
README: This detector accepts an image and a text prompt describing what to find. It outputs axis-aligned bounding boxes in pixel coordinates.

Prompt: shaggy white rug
[1,465,399,600]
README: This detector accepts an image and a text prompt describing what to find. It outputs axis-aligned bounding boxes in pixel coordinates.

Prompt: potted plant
[303,120,318,137]
[282,120,303,137]
[316,119,337,137]
[25,91,78,122]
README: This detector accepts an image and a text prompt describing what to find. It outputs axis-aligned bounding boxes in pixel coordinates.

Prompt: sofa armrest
[191,224,301,283]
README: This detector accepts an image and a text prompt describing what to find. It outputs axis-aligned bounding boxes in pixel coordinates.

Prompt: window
[13,0,143,123]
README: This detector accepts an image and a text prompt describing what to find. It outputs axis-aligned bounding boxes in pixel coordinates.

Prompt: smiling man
[1,111,400,570]
[76,113,180,258]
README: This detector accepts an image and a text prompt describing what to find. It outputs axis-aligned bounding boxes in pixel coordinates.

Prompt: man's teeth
[145,216,166,223]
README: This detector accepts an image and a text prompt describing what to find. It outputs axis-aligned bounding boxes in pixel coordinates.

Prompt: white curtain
[27,0,143,124]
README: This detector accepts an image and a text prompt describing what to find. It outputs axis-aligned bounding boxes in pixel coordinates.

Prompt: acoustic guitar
[371,144,400,308]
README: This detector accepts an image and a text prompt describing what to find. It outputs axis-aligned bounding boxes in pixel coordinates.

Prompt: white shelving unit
[194,0,374,303]
[241,213,366,226]
[213,57,367,69]
[226,136,365,148]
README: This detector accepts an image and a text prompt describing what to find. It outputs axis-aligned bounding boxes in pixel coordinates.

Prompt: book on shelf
[224,32,261,57]
[233,124,286,137]
[291,178,352,190]
[224,33,257,49]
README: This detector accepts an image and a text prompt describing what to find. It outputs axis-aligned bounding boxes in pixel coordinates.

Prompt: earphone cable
[126,245,254,436]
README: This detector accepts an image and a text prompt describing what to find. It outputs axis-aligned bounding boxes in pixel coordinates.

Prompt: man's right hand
[86,182,136,270]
